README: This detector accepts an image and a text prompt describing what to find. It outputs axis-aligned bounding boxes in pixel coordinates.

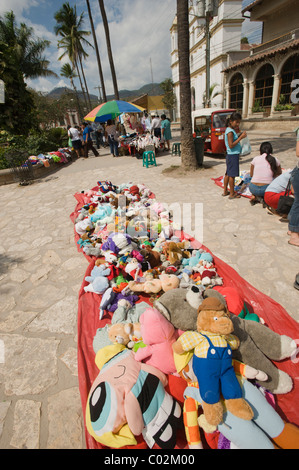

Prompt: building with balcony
[222,0,299,118]
[170,0,249,120]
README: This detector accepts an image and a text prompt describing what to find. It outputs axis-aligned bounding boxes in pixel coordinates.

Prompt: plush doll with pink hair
[134,308,178,375]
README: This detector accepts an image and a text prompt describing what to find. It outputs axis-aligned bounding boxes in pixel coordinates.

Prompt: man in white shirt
[67,125,83,158]
[151,114,161,139]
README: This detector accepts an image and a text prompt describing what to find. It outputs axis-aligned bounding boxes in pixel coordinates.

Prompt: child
[223,112,247,199]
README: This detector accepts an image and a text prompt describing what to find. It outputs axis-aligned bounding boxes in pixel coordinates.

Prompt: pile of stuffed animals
[73,180,299,450]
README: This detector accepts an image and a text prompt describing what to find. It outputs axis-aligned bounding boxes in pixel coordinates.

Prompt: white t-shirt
[68,127,80,141]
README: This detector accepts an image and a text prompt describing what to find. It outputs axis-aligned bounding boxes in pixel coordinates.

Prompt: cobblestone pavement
[0,129,298,449]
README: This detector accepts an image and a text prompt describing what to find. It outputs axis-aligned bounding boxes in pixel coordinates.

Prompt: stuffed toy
[174,350,299,449]
[99,287,139,320]
[154,285,204,331]
[172,297,254,427]
[212,286,260,322]
[85,344,182,449]
[124,258,143,281]
[128,273,180,295]
[108,322,141,349]
[162,241,190,265]
[84,265,111,294]
[101,232,135,255]
[134,308,178,375]
[140,246,161,268]
[155,288,295,394]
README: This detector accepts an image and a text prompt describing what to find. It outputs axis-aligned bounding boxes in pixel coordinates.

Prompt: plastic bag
[240,136,251,156]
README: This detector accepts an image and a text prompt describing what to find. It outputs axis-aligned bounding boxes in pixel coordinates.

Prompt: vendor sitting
[249,142,281,205]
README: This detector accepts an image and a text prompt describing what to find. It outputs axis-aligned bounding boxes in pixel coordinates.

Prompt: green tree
[0,11,56,134]
[54,2,93,109]
[160,78,176,120]
[0,11,57,80]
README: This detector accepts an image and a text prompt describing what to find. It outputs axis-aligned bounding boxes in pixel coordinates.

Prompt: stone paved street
[0,129,298,449]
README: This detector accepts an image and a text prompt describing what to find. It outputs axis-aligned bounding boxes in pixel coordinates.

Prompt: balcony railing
[250,28,299,56]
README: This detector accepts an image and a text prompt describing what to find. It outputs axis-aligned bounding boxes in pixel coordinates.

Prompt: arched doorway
[254,63,274,112]
[280,54,299,104]
[229,73,243,111]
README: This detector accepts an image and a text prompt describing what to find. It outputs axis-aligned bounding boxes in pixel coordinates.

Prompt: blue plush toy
[84,265,111,294]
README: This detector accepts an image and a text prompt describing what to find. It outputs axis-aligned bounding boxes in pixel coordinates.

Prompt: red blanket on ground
[71,192,299,450]
[212,176,251,198]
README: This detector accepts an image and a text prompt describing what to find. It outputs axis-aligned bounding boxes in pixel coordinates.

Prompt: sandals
[228,193,241,199]
[222,192,229,197]
[294,273,299,290]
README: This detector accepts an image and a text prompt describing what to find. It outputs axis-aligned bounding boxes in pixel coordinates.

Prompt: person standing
[67,125,83,158]
[105,119,119,157]
[151,114,161,139]
[82,122,100,158]
[223,112,247,199]
[288,128,299,247]
[161,114,172,151]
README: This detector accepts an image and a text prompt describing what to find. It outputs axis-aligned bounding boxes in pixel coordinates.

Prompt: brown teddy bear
[172,297,253,427]
[162,241,191,265]
[128,273,180,295]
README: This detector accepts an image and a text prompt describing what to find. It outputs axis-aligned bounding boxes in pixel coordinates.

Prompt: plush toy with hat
[172,297,254,427]
[173,348,299,449]
[155,287,295,394]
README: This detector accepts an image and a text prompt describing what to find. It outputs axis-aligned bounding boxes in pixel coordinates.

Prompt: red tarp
[71,192,299,450]
[212,176,251,198]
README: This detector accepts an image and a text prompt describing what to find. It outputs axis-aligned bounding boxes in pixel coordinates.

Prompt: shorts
[72,139,82,150]
[226,154,240,178]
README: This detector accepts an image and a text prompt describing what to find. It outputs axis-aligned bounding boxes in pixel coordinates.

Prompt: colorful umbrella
[84,100,145,123]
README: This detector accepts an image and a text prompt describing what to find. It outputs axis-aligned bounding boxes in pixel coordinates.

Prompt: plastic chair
[142,150,157,168]
[172,142,181,156]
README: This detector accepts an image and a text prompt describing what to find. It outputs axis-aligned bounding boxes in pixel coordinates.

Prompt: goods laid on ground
[70,181,299,450]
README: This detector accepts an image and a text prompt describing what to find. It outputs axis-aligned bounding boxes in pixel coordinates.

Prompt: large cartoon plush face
[86,347,182,449]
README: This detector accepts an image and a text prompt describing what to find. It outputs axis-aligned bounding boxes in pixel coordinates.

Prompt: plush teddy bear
[108,322,141,349]
[173,348,299,450]
[172,297,254,427]
[155,288,295,394]
[128,273,180,295]
[134,308,178,375]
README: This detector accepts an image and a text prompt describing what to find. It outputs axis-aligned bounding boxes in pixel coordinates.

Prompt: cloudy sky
[0,0,261,97]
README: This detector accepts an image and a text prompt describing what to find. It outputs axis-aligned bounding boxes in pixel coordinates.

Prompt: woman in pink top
[249,142,281,205]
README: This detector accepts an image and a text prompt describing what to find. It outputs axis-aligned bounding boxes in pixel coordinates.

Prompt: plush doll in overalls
[173,297,254,427]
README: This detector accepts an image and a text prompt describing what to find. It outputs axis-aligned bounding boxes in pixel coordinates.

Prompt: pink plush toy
[134,308,178,375]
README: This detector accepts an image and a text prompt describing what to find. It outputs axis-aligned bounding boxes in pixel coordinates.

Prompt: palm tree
[86,0,107,102]
[60,63,83,120]
[54,2,93,109]
[0,11,57,80]
[176,0,197,170]
[98,0,119,100]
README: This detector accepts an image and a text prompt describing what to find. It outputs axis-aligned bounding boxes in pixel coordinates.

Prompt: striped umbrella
[84,100,145,122]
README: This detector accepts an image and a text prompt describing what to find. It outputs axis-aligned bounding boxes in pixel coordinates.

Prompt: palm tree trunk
[70,78,83,121]
[98,0,119,100]
[86,0,107,103]
[78,53,92,109]
[177,0,197,170]
[75,58,88,108]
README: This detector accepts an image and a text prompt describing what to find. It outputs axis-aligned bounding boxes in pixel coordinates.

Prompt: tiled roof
[223,38,299,73]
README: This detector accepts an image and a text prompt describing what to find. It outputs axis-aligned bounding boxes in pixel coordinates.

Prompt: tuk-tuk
[192,108,236,156]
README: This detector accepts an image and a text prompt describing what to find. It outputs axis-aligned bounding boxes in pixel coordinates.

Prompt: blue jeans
[288,166,299,233]
[108,137,119,156]
[249,182,268,198]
